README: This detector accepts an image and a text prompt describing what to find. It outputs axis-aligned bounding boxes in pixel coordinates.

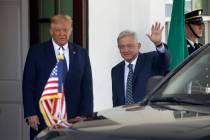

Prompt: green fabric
[167,0,188,70]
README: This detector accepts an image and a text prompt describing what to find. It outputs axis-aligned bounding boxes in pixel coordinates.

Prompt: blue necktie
[125,63,134,104]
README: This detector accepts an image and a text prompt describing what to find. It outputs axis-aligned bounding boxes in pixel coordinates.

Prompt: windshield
[152,45,210,102]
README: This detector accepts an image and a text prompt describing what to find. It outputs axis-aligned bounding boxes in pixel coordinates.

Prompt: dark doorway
[29,0,88,48]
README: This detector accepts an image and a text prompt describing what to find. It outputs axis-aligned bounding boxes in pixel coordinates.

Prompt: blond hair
[50,15,73,27]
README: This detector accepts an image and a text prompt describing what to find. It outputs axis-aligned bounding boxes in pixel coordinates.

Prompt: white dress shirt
[156,44,166,53]
[52,39,70,70]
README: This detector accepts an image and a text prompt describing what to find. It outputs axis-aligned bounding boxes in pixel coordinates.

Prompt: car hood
[35,104,210,140]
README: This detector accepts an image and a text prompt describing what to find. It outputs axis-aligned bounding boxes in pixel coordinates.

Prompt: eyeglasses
[118,43,139,51]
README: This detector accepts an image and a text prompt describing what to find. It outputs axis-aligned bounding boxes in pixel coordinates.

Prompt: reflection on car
[35,43,210,140]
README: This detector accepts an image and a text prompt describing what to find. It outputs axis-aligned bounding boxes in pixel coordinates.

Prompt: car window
[153,46,210,101]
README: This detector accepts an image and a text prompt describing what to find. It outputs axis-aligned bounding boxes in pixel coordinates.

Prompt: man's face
[118,36,140,63]
[50,20,72,46]
[191,24,204,38]
[186,24,204,38]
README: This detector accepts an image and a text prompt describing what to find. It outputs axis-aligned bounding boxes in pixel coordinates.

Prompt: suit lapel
[44,41,57,71]
[187,40,193,48]
[133,53,145,83]
[118,62,125,103]
[67,43,77,77]
[132,53,145,102]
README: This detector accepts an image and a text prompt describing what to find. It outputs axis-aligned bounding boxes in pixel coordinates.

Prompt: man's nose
[60,30,66,35]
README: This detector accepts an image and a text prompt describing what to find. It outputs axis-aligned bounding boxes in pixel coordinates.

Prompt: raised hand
[146,22,164,46]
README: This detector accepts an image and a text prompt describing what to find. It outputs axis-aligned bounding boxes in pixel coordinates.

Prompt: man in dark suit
[185,9,204,54]
[112,22,170,107]
[22,15,93,139]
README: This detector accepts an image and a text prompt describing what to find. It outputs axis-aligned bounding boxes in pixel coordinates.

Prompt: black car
[36,43,210,140]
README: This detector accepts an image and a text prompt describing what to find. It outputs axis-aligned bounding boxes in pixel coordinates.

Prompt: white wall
[89,0,165,111]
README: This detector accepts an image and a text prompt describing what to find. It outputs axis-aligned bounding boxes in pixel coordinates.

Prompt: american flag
[39,58,71,128]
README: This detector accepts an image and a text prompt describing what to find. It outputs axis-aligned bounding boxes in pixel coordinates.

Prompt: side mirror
[146,75,163,94]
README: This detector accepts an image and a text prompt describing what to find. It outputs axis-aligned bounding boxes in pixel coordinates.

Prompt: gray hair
[117,30,138,43]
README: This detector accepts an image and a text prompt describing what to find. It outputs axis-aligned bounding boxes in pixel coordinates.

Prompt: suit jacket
[22,40,93,129]
[187,40,202,55]
[111,50,170,107]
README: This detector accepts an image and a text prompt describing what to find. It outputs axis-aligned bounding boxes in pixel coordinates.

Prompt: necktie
[194,43,199,49]
[125,63,135,104]
[59,47,67,82]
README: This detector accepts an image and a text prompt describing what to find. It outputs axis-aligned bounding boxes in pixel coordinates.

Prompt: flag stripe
[43,89,58,94]
[42,101,55,125]
[45,83,58,89]
[44,86,58,90]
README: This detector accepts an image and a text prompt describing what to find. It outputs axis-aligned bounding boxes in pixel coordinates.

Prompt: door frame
[29,0,89,49]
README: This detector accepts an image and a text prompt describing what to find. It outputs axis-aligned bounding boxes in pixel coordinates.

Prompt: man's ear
[138,42,141,48]
[49,28,53,36]
[69,27,73,34]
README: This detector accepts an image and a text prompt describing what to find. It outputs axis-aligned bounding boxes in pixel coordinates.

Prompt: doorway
[29,0,88,48]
